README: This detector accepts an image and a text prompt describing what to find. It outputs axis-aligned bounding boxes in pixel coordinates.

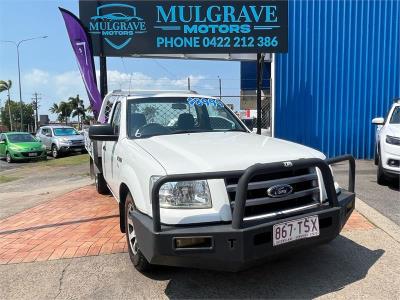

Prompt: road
[1,228,398,299]
[0,154,91,219]
[332,160,400,225]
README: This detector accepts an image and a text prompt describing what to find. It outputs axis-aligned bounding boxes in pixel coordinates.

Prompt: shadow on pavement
[148,236,383,299]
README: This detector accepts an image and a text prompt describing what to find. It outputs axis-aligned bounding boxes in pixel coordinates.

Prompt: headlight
[41,144,46,150]
[386,135,400,146]
[150,177,212,209]
[9,145,21,151]
[59,137,70,143]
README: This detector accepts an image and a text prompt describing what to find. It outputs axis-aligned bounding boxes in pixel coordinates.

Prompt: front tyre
[125,193,151,272]
[51,145,60,159]
[6,152,13,163]
[377,156,388,185]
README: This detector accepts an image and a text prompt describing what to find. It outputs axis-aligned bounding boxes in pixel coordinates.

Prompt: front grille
[225,168,320,221]
[70,140,84,145]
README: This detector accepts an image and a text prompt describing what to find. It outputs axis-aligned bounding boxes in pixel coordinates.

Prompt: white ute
[372,98,400,185]
[87,90,356,272]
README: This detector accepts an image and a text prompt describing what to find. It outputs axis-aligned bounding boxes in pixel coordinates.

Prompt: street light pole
[1,35,48,131]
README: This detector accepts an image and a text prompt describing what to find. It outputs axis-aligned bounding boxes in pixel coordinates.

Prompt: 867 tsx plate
[273,215,319,246]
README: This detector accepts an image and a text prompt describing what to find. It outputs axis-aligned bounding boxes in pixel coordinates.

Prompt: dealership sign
[79,0,288,56]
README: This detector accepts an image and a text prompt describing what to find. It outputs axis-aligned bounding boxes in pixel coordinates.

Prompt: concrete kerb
[355,197,400,243]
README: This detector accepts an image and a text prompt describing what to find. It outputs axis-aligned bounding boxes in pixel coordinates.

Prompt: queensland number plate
[273,215,319,246]
[28,152,37,157]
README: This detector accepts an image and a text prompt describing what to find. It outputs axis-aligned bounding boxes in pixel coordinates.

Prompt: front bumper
[59,145,85,153]
[10,150,46,160]
[381,143,400,175]
[132,155,356,272]
[132,191,354,272]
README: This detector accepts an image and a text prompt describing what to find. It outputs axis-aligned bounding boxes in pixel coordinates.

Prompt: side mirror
[372,117,384,125]
[45,133,52,137]
[89,124,119,141]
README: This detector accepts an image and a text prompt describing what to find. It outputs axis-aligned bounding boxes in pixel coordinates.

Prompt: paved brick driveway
[0,186,373,265]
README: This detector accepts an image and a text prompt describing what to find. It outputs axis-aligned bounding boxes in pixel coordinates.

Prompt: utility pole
[31,92,41,132]
[187,77,191,90]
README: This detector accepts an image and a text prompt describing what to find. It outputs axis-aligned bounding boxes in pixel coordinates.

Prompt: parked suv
[37,125,85,158]
[372,98,400,184]
[86,91,355,272]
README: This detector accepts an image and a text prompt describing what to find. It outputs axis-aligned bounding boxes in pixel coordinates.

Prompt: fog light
[173,237,212,249]
[387,159,400,167]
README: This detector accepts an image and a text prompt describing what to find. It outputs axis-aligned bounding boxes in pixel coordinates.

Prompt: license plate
[273,215,319,246]
[28,152,37,157]
[73,148,82,152]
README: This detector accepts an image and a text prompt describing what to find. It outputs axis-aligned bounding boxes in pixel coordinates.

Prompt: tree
[69,95,86,129]
[0,100,34,131]
[58,101,73,125]
[0,80,13,131]
[49,103,59,114]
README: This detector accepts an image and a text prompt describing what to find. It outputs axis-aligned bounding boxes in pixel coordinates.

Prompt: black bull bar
[151,155,355,232]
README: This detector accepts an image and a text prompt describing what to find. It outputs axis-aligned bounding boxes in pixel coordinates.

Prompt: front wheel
[51,145,60,159]
[377,158,388,185]
[125,193,151,272]
[6,152,13,163]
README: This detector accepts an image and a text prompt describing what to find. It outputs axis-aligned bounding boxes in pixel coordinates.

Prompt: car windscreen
[53,128,79,136]
[389,107,400,124]
[127,97,246,138]
[7,134,37,143]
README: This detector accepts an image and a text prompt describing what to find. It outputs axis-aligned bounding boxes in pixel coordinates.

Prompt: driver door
[102,102,121,194]
[0,134,6,157]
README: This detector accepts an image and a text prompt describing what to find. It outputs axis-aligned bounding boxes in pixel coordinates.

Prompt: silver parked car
[36,125,85,158]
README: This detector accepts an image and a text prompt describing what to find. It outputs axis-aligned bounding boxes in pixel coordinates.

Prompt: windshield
[7,134,37,143]
[127,97,246,138]
[389,107,400,124]
[53,128,79,136]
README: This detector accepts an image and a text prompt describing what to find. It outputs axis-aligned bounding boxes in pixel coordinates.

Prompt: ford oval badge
[267,184,293,198]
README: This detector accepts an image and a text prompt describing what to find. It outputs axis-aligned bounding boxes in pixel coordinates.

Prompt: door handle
[117,156,122,163]
[102,145,106,151]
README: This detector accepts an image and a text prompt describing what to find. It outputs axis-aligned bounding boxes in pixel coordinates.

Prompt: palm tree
[69,95,86,129]
[58,101,73,125]
[0,80,13,131]
[49,103,59,114]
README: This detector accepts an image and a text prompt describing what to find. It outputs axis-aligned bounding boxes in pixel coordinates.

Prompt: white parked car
[372,99,400,185]
[86,90,355,272]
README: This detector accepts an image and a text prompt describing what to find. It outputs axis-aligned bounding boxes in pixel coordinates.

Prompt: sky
[0,0,242,120]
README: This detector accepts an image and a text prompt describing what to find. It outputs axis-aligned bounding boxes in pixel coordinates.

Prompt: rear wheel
[125,193,151,272]
[94,173,109,195]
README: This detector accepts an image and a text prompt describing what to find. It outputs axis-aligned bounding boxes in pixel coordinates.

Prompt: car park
[372,99,400,185]
[0,132,47,163]
[36,125,85,158]
[86,90,355,272]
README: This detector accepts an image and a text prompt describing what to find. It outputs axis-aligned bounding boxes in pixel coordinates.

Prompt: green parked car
[0,132,47,163]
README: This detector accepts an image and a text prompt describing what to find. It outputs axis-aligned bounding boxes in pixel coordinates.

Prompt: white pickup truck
[87,90,355,272]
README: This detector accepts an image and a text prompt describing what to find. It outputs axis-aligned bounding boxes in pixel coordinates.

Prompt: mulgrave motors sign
[79,0,288,56]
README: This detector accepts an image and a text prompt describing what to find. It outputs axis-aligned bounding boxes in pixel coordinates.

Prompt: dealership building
[241,0,399,159]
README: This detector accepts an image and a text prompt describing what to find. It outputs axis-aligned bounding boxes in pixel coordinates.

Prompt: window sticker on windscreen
[187,97,224,107]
